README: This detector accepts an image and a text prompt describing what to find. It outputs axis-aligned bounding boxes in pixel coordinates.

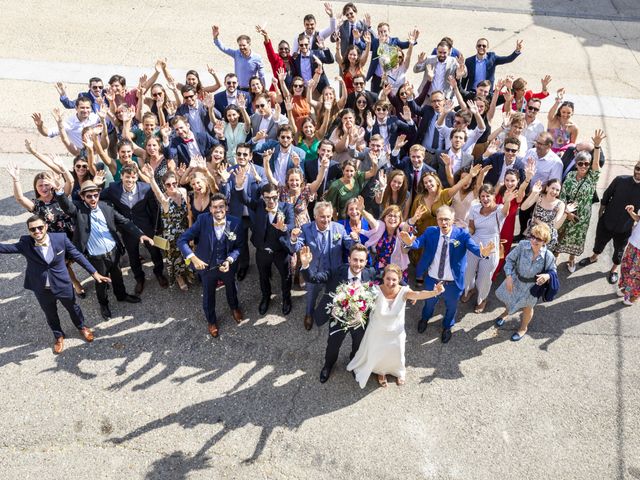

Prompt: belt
[88,247,117,260]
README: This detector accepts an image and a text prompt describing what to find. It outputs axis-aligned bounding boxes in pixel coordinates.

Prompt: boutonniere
[450,239,460,248]
[224,229,237,241]
[333,232,342,241]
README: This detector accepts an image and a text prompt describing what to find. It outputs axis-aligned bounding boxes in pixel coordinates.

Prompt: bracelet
[593,146,601,149]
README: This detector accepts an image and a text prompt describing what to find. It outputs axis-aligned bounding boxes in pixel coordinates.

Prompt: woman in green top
[324,157,378,219]
[296,117,325,164]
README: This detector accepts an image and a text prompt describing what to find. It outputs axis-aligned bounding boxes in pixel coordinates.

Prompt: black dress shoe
[441,328,452,344]
[118,294,141,303]
[236,268,248,281]
[417,319,428,333]
[156,274,169,289]
[100,304,112,320]
[134,278,145,295]
[282,299,292,315]
[258,297,270,315]
[319,366,332,383]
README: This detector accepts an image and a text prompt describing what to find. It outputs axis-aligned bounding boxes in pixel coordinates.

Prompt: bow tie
[184,138,194,144]
[35,241,48,247]
[266,209,278,214]
[350,276,359,283]
[214,221,226,226]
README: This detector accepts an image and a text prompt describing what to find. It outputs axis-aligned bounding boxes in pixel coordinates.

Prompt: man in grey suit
[413,41,466,103]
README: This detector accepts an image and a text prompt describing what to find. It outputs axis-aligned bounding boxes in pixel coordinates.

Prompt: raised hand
[237,92,247,108]
[232,164,248,187]
[555,87,565,101]
[6,164,19,181]
[356,195,365,212]
[399,230,415,246]
[276,67,286,82]
[412,203,428,221]
[300,245,313,268]
[469,163,483,177]
[255,24,267,38]
[440,153,451,167]
[443,99,454,113]
[273,211,286,231]
[94,170,106,186]
[565,202,577,214]
[408,28,419,43]
[531,180,543,194]
[433,282,445,295]
[466,99,479,115]
[141,163,154,178]
[290,227,301,243]
[541,74,552,90]
[211,25,220,40]
[362,30,371,44]
[377,168,387,187]
[394,133,408,151]
[516,39,524,52]
[426,63,435,82]
[54,82,66,96]
[24,139,36,155]
[31,112,44,129]
[324,2,333,17]
[202,93,215,108]
[291,151,301,168]
[216,162,231,182]
[502,187,517,204]
[366,111,375,129]
[479,241,495,257]
[400,105,412,122]
[484,138,500,157]
[213,120,225,137]
[48,154,66,171]
[525,157,536,180]
[592,129,606,147]
[160,124,172,140]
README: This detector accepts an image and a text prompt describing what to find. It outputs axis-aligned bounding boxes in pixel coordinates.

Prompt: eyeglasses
[237,152,250,157]
[84,192,100,199]
[437,218,452,223]
[576,161,590,167]
[476,44,488,48]
[152,92,164,97]
[527,106,540,112]
[504,147,518,153]
[28,225,45,233]
[529,235,544,243]
[263,195,278,201]
[183,94,195,99]
[256,103,267,108]
[293,84,304,88]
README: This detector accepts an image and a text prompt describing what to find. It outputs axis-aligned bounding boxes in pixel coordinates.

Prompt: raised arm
[359,31,372,69]
[520,180,542,211]
[591,129,605,172]
[261,149,278,185]
[7,166,34,211]
[51,109,80,156]
[308,157,330,194]
[24,139,64,174]
[141,163,170,212]
[547,88,565,125]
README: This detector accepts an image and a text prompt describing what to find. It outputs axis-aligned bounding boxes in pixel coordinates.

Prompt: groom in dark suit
[0,215,111,353]
[300,243,376,383]
[178,193,245,338]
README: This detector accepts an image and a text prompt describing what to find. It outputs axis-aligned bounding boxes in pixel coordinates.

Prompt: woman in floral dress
[143,164,192,291]
[554,130,604,272]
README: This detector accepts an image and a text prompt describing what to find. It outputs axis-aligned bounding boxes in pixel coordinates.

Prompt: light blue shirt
[300,56,313,82]
[87,207,117,256]
[473,57,487,89]
[214,38,266,88]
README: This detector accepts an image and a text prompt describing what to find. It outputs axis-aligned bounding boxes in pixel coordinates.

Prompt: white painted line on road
[1,57,640,119]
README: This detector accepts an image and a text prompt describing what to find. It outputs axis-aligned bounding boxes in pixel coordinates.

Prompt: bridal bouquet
[326,281,377,331]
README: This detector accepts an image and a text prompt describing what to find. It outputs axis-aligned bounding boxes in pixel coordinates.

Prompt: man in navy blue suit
[227,143,267,281]
[461,38,522,92]
[401,206,494,343]
[231,175,295,316]
[289,201,355,330]
[290,33,334,94]
[481,137,526,187]
[161,115,219,167]
[178,194,245,338]
[0,215,111,353]
[300,243,376,383]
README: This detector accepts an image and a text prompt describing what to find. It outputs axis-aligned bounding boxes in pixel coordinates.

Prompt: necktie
[437,235,449,279]
[431,113,440,150]
[348,24,354,45]
[413,170,420,192]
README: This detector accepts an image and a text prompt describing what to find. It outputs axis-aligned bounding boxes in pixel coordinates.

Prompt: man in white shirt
[33,97,99,149]
[523,98,545,149]
[413,41,465,102]
[436,99,486,155]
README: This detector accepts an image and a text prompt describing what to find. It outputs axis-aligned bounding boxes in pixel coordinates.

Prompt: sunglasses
[164,181,178,187]
[237,152,250,157]
[476,44,488,48]
[152,92,164,97]
[75,164,89,169]
[183,94,195,99]
[353,81,365,86]
[293,84,304,88]
[279,136,292,140]
[576,161,590,167]
[504,147,518,153]
[29,225,45,233]
[530,235,544,243]
[226,81,237,86]
[84,192,100,199]
[527,106,540,112]
[256,103,267,108]
[299,43,309,47]
[375,107,388,111]
[91,85,103,90]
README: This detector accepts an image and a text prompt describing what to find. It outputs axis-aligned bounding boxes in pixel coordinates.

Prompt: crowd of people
[3,2,640,388]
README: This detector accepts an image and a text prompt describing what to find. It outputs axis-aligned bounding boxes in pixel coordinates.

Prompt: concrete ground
[0,1,639,479]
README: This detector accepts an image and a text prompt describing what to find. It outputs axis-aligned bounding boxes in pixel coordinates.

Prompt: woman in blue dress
[494,223,557,341]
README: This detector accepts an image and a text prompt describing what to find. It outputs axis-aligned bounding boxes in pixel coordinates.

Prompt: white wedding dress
[347,285,409,388]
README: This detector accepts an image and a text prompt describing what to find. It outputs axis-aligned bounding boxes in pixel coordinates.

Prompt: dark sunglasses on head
[29,225,45,233]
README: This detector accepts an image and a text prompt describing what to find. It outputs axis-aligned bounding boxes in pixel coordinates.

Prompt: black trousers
[518,203,534,237]
[324,323,365,369]
[593,217,631,265]
[200,267,239,325]
[370,74,383,94]
[255,248,291,301]
[34,290,86,339]
[238,216,252,270]
[123,235,164,281]
[88,248,127,305]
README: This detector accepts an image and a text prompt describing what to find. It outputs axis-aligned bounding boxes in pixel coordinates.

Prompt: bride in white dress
[347,264,444,388]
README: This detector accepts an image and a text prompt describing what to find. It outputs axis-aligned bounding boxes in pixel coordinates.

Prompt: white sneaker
[567,262,576,273]
[623,298,635,306]
[616,289,625,297]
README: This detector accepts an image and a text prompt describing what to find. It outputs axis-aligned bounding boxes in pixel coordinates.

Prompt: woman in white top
[462,184,513,312]
[217,101,250,166]
[347,264,444,388]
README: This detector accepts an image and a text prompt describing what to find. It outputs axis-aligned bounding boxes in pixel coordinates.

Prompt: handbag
[495,211,507,259]
[529,252,553,299]
[152,202,170,251]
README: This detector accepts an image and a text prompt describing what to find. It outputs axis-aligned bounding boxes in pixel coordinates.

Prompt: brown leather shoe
[53,337,64,354]
[303,314,313,331]
[79,327,94,342]
[134,279,145,295]
[232,309,243,324]
[208,323,219,338]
